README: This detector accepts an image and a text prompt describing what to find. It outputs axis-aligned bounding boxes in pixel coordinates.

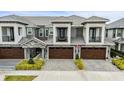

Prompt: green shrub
[115,60,122,66]
[75,54,79,59]
[74,59,84,70]
[112,57,124,70]
[28,58,34,64]
[118,63,124,70]
[15,58,44,70]
[112,59,117,65]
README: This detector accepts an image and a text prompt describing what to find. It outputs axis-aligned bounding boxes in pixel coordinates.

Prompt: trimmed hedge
[15,58,44,70]
[4,75,37,81]
[74,59,84,70]
[112,57,124,70]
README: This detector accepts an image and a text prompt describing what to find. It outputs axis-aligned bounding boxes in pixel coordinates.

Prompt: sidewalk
[1,70,124,81]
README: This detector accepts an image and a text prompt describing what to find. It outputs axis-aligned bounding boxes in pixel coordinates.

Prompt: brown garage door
[49,47,73,59]
[81,48,106,59]
[0,47,24,59]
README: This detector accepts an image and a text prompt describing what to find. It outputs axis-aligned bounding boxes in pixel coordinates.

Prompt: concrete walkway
[83,60,119,71]
[34,71,124,81]
[42,59,77,71]
[1,70,124,81]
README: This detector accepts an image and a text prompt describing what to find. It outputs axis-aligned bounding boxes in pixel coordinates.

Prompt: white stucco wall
[0,23,26,44]
[83,28,86,41]
[107,29,113,39]
[71,27,76,38]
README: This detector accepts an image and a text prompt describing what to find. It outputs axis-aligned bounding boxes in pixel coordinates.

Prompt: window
[112,29,116,38]
[39,28,44,37]
[18,27,22,36]
[27,28,33,35]
[2,27,14,42]
[89,27,102,42]
[106,30,108,37]
[45,28,49,37]
[49,31,53,35]
[56,27,67,42]
[117,29,123,37]
[49,28,53,35]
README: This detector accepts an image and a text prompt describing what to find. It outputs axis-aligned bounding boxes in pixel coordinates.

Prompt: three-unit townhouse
[106,18,124,52]
[0,15,113,60]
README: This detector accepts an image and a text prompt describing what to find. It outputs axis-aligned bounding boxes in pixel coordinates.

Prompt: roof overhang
[51,21,73,25]
[0,21,28,25]
[20,37,46,48]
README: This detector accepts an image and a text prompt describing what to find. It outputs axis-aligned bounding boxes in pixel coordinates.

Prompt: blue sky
[0,11,124,22]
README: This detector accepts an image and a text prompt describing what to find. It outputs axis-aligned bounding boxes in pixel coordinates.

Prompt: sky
[0,11,124,22]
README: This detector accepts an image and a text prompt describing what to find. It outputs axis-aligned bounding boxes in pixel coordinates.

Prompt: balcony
[2,36,15,42]
[56,36,68,42]
[89,37,101,42]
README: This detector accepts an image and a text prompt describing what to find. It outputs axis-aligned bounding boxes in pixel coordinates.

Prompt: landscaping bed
[4,75,37,81]
[74,59,84,70]
[15,57,44,70]
[112,57,124,70]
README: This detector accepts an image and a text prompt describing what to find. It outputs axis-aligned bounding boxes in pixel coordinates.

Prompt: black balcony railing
[89,37,101,42]
[2,36,14,42]
[56,36,68,42]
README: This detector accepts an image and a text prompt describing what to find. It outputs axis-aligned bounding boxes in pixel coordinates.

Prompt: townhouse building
[0,15,113,59]
[106,18,124,52]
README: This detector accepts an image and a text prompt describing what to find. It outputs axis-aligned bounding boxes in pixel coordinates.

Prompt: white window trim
[27,28,33,35]
[45,28,49,37]
[49,30,53,35]
[39,28,44,37]
[18,27,22,36]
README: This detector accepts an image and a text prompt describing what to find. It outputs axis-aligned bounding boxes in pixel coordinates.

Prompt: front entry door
[30,48,42,58]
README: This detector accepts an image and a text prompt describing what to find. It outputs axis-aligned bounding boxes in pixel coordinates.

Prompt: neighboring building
[106,18,124,52]
[0,15,113,59]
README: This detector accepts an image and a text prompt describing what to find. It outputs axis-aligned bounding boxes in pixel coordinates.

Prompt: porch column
[0,26,2,43]
[85,25,89,44]
[118,43,121,51]
[42,48,44,58]
[27,48,30,59]
[24,48,27,59]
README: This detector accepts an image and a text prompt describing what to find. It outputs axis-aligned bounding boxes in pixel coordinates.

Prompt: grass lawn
[4,75,37,81]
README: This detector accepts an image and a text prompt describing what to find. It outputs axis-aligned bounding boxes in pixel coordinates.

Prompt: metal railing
[89,37,101,42]
[2,36,14,42]
[56,36,68,42]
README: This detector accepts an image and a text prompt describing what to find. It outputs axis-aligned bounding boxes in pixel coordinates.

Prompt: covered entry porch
[20,37,46,59]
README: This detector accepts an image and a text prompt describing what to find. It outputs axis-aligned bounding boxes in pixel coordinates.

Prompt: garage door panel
[49,47,73,59]
[0,48,24,59]
[81,48,106,59]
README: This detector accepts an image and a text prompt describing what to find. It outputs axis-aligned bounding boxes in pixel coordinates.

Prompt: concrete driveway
[83,60,120,71]
[42,59,77,71]
[0,59,20,70]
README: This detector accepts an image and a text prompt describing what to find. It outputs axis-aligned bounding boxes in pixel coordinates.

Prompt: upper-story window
[49,28,53,35]
[89,27,102,42]
[112,29,116,38]
[27,28,33,35]
[105,30,108,38]
[117,29,123,37]
[18,27,22,36]
[45,28,49,37]
[2,27,15,42]
[56,27,68,42]
[39,28,44,37]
